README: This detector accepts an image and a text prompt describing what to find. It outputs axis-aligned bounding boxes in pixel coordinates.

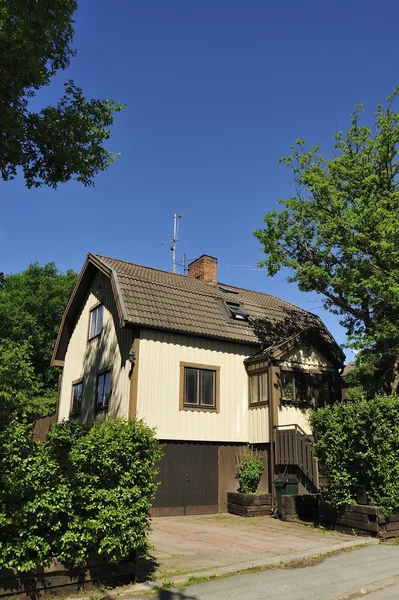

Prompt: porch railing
[274,423,319,490]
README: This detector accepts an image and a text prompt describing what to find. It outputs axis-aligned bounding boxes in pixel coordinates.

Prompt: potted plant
[227,449,271,516]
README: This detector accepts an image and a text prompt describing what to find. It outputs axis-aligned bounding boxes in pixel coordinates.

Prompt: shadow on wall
[77,272,135,424]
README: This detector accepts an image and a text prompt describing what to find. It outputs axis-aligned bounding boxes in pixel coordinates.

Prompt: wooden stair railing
[274,424,319,490]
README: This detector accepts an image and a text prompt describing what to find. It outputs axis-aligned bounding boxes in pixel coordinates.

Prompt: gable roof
[51,253,345,366]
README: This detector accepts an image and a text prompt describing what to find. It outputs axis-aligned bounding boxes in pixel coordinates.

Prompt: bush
[235,449,264,493]
[310,395,399,514]
[0,418,161,572]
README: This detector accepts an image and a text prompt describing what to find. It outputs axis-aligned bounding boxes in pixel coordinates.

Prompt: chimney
[188,255,217,285]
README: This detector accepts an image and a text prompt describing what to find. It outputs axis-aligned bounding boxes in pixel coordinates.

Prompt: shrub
[235,449,264,493]
[310,395,399,514]
[0,418,162,572]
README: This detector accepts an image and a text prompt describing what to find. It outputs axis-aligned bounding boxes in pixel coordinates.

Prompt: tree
[255,89,399,393]
[0,263,77,391]
[0,1,124,188]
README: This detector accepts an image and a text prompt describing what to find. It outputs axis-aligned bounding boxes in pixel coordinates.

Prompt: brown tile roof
[95,254,330,347]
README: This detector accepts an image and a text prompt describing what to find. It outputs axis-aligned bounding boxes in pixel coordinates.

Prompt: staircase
[275,424,319,491]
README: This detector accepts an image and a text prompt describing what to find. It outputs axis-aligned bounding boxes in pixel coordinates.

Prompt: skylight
[226,302,249,321]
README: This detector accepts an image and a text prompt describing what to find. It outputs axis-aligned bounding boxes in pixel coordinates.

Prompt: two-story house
[51,253,344,516]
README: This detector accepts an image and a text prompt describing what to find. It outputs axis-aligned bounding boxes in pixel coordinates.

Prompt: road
[138,545,399,600]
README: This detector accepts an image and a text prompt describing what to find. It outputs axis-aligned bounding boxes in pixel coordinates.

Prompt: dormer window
[226,302,249,321]
[88,303,103,340]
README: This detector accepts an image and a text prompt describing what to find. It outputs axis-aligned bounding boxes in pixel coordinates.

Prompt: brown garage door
[152,441,219,516]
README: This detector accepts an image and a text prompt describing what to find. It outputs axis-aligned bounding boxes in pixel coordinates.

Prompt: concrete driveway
[148,513,377,583]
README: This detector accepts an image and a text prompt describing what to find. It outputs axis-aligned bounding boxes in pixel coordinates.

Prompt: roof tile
[96,255,323,346]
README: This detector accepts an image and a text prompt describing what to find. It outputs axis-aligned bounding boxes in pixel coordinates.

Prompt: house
[51,253,345,516]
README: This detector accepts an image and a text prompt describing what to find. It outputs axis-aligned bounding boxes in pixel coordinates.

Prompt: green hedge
[0,418,161,572]
[310,395,399,514]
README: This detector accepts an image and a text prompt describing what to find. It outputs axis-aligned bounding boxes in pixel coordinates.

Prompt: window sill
[95,405,109,413]
[181,405,219,413]
[249,401,268,409]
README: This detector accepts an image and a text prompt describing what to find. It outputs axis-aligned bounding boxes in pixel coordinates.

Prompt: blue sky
[3,0,399,359]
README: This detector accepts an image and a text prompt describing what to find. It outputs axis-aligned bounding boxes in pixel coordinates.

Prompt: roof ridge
[96,254,194,281]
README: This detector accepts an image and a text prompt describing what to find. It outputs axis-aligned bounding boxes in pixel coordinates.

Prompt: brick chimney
[188,255,218,284]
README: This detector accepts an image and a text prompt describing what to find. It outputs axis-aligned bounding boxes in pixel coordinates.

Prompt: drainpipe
[268,365,276,514]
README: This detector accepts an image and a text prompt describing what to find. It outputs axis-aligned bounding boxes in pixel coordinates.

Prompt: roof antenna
[161,212,191,273]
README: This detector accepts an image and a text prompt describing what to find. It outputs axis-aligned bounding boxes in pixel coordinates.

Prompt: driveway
[148,513,377,582]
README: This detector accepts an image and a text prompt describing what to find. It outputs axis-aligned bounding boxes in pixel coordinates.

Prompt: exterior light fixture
[128,349,136,363]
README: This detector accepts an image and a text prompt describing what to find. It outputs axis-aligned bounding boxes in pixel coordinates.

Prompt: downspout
[268,365,276,514]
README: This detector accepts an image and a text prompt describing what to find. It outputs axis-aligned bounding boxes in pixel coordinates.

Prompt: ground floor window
[71,380,83,414]
[180,363,220,411]
[97,370,111,410]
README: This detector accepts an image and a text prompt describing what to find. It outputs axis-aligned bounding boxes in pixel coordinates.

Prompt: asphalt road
[144,545,399,600]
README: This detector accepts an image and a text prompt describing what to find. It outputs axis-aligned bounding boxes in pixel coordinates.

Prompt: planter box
[227,492,271,517]
[0,558,136,599]
[319,500,399,539]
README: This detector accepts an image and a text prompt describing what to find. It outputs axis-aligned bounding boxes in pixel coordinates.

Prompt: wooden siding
[137,329,255,442]
[279,342,335,370]
[57,272,133,423]
[248,406,269,443]
[277,405,312,435]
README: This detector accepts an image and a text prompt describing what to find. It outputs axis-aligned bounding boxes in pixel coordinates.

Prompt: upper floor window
[180,363,220,412]
[71,380,83,414]
[312,373,335,406]
[249,371,268,405]
[97,369,111,410]
[89,303,103,340]
[281,370,308,405]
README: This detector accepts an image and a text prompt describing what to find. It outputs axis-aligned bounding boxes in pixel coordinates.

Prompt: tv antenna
[162,212,191,273]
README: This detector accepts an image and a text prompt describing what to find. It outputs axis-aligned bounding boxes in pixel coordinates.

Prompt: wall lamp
[128,349,136,363]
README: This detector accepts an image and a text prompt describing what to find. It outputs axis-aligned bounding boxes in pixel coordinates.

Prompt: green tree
[0,0,124,188]
[255,89,399,393]
[0,263,77,392]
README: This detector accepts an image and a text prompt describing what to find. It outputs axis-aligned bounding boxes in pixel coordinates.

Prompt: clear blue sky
[3,0,399,359]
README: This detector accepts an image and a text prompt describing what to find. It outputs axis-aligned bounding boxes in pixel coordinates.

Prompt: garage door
[151,441,219,516]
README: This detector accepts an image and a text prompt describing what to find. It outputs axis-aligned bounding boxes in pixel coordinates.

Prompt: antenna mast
[171,213,180,274]
[162,212,191,273]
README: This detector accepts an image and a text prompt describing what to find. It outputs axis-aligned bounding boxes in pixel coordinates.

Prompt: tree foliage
[310,395,399,514]
[0,339,56,426]
[255,89,399,392]
[0,419,161,572]
[0,262,77,390]
[0,0,124,188]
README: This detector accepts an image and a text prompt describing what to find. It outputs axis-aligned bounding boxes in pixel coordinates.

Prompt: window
[180,363,220,411]
[97,370,111,410]
[312,373,335,406]
[71,380,83,414]
[281,370,308,404]
[225,302,249,321]
[89,303,103,340]
[249,371,268,405]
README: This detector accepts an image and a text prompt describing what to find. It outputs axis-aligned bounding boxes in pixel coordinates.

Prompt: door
[152,441,219,515]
